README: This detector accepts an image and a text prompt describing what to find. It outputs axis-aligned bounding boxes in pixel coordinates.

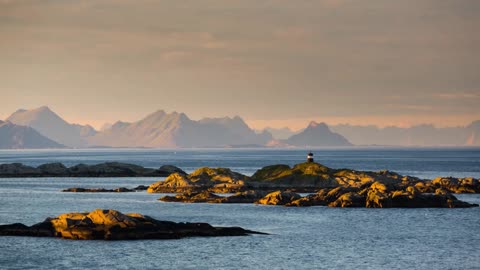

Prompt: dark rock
[67,162,157,177]
[134,185,149,191]
[159,191,221,203]
[0,209,265,240]
[220,190,269,203]
[62,187,135,192]
[329,192,366,207]
[0,162,178,177]
[0,163,40,177]
[158,165,186,175]
[37,163,68,175]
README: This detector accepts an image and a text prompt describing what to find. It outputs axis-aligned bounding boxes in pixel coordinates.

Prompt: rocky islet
[0,209,264,240]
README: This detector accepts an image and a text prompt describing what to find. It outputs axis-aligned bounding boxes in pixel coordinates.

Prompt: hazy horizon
[2,1,479,130]
[1,105,479,132]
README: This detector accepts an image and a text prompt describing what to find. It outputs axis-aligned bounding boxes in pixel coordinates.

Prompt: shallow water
[1,148,480,269]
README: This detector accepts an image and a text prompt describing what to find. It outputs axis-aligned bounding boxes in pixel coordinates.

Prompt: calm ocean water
[0,148,479,269]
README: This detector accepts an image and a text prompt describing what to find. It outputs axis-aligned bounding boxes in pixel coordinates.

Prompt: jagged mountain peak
[306,121,328,129]
[6,106,95,147]
[285,121,352,147]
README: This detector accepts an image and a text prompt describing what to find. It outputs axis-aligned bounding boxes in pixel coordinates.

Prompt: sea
[0,148,479,270]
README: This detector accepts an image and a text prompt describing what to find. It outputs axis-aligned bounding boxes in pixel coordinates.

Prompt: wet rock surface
[0,209,265,240]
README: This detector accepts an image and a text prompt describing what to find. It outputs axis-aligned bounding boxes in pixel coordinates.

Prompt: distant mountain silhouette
[7,106,96,147]
[4,106,479,148]
[260,127,297,140]
[0,121,64,149]
[89,111,272,148]
[284,121,352,147]
[330,122,480,146]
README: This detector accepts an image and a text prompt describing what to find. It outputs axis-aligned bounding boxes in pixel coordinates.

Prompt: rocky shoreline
[0,209,265,240]
[3,160,478,208]
[147,162,480,194]
[151,162,479,208]
[0,162,185,177]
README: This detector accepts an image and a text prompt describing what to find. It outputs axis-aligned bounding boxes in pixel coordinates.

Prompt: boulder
[256,191,301,205]
[0,209,265,240]
[329,192,365,207]
[148,173,195,193]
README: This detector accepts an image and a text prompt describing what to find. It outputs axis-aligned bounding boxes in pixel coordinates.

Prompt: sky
[1,0,479,130]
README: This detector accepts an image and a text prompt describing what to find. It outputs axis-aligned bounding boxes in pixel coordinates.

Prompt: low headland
[0,162,185,177]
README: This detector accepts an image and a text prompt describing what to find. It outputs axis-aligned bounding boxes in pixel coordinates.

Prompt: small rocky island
[0,162,185,177]
[0,209,264,240]
[150,162,479,208]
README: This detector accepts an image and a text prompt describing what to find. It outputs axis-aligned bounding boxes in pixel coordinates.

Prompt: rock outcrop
[158,184,478,208]
[0,162,184,178]
[284,184,478,208]
[255,191,301,205]
[0,209,265,240]
[159,190,269,204]
[148,167,249,193]
[148,162,480,195]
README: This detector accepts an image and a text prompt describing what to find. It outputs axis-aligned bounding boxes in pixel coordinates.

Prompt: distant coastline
[1,106,479,149]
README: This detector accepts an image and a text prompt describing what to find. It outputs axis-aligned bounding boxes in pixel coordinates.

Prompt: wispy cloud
[435,92,480,99]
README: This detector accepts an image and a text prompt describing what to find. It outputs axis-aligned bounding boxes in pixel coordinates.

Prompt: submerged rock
[0,209,265,240]
[62,187,138,193]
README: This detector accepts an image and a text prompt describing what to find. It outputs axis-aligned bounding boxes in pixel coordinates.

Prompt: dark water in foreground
[0,148,479,269]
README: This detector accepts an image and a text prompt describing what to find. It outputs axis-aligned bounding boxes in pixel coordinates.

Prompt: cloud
[436,92,480,99]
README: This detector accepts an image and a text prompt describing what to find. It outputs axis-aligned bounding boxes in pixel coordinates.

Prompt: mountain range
[0,106,479,149]
[88,110,274,148]
[330,122,480,146]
